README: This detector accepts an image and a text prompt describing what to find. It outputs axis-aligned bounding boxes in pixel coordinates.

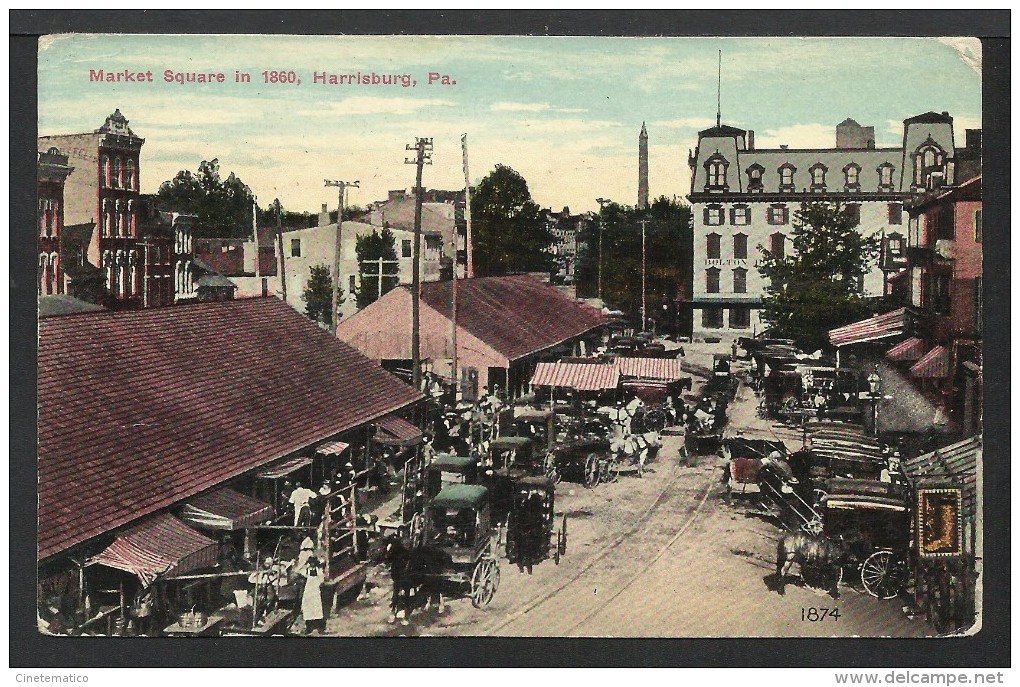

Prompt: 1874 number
[801,607,840,622]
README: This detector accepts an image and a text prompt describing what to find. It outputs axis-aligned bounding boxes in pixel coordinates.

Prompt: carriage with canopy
[503,476,567,570]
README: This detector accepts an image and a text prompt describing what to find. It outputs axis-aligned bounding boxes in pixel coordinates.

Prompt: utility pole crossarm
[324,179,360,335]
[405,137,433,390]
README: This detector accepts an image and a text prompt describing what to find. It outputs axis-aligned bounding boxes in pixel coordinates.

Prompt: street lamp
[867,366,882,437]
[595,197,610,303]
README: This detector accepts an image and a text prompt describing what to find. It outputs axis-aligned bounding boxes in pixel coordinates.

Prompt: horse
[774,531,846,596]
[378,535,452,625]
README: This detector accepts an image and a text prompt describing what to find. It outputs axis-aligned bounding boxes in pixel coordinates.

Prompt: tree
[758,201,881,350]
[156,159,258,239]
[302,265,345,329]
[471,165,555,276]
[575,196,692,333]
[355,227,400,309]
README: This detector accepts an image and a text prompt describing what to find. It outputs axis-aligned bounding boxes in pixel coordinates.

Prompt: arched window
[809,163,827,191]
[101,156,111,187]
[746,164,764,192]
[705,267,720,294]
[733,267,747,294]
[778,164,796,191]
[706,232,721,260]
[113,157,123,188]
[843,163,861,191]
[38,254,48,295]
[704,154,729,190]
[733,233,748,260]
[50,253,61,295]
[877,163,895,191]
[914,142,944,187]
[770,232,786,258]
[125,159,137,190]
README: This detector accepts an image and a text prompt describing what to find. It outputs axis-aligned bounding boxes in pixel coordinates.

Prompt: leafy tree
[302,265,345,328]
[575,196,693,332]
[355,227,400,309]
[471,165,555,276]
[758,201,881,350]
[156,159,258,239]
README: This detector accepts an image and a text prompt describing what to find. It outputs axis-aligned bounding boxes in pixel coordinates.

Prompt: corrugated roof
[902,436,980,520]
[616,357,687,381]
[38,298,422,560]
[829,308,910,347]
[530,361,620,392]
[180,488,275,531]
[886,337,926,362]
[910,345,951,379]
[419,275,605,361]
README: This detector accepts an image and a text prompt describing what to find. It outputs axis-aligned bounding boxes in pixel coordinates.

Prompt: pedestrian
[299,557,325,634]
[297,535,316,572]
[288,482,317,528]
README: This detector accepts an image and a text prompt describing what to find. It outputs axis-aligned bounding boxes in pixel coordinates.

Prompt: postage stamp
[33,34,984,641]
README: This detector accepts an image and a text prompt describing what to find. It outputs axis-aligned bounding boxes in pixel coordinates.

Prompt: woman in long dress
[300,558,325,635]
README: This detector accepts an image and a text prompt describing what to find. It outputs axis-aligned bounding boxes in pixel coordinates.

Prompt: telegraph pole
[405,137,433,390]
[324,179,359,335]
[273,198,287,303]
[596,197,610,303]
[640,219,648,333]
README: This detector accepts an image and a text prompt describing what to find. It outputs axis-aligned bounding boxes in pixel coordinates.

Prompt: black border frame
[10,10,1010,668]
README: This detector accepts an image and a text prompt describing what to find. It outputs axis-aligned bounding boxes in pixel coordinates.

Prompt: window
[934,208,955,240]
[730,205,750,225]
[401,239,413,258]
[706,268,720,293]
[733,268,747,294]
[705,155,728,189]
[888,203,903,225]
[778,164,796,191]
[932,273,951,315]
[915,144,944,186]
[706,233,721,260]
[125,159,137,190]
[729,306,751,329]
[702,307,724,329]
[767,205,789,225]
[113,158,123,188]
[290,238,302,257]
[349,275,357,293]
[770,232,786,258]
[733,233,748,260]
[746,164,764,191]
[974,209,982,243]
[704,205,724,226]
[887,233,903,253]
[845,204,861,225]
[101,156,110,187]
[974,277,982,332]
[878,163,895,190]
[844,164,861,191]
[809,163,827,190]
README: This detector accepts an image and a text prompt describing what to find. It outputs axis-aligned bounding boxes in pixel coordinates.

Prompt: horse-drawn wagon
[503,476,567,571]
[547,415,613,487]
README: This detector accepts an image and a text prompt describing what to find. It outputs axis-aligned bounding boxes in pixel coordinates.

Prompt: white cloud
[651,117,716,130]
[755,123,834,149]
[298,96,457,117]
[491,102,551,112]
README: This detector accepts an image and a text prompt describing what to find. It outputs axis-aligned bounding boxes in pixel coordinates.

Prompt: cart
[547,415,613,487]
[503,476,567,569]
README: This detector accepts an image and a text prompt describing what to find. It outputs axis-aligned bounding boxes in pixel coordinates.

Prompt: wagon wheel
[471,558,498,607]
[558,513,568,556]
[644,409,667,433]
[409,512,425,548]
[544,453,561,484]
[860,550,907,600]
[583,453,600,488]
[602,456,621,484]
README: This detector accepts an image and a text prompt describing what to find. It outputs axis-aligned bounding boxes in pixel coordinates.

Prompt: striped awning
[530,362,620,392]
[376,414,423,446]
[616,357,687,381]
[87,513,219,586]
[828,308,909,347]
[910,345,951,378]
[257,456,313,480]
[316,440,350,456]
[180,489,274,531]
[886,337,927,362]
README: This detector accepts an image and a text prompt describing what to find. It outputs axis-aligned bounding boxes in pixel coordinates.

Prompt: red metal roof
[38,298,422,560]
[86,513,219,586]
[886,337,927,362]
[828,308,909,347]
[910,345,951,378]
[530,362,620,392]
[616,357,687,381]
[419,275,605,361]
[180,488,275,531]
[376,414,423,445]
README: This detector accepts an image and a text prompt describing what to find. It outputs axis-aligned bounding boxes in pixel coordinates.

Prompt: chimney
[780,144,789,150]
[747,130,754,150]
[319,203,330,227]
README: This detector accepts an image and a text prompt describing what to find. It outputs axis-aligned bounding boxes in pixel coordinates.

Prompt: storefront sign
[704,259,749,268]
[917,488,963,558]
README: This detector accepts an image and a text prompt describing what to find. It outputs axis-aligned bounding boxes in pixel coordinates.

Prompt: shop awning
[616,357,687,381]
[257,456,313,480]
[179,488,274,531]
[828,308,910,347]
[530,362,620,392]
[886,337,927,362]
[375,414,423,446]
[910,345,950,378]
[315,440,350,456]
[87,513,219,587]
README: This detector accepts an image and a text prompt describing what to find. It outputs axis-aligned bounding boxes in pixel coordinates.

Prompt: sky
[38,35,981,215]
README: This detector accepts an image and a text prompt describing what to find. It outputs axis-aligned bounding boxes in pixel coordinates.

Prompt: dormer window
[843,163,861,192]
[778,163,796,192]
[704,154,729,191]
[809,163,827,191]
[878,163,895,191]
[746,164,764,192]
[913,141,945,188]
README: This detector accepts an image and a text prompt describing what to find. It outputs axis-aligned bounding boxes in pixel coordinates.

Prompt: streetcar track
[482,462,688,633]
[484,460,713,634]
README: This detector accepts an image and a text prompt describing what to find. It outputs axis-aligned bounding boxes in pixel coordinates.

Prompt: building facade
[40,109,146,308]
[687,113,964,340]
[137,203,197,307]
[38,147,74,296]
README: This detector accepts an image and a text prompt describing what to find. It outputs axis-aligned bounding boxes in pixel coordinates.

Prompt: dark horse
[774,531,846,597]
[379,535,452,625]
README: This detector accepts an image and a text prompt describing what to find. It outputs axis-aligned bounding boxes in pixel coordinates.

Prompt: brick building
[37,147,74,295]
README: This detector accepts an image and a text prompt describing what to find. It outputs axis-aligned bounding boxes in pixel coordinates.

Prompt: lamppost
[867,366,882,437]
[595,197,610,302]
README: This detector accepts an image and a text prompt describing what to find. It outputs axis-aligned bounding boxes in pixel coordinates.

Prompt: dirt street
[322,342,934,638]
